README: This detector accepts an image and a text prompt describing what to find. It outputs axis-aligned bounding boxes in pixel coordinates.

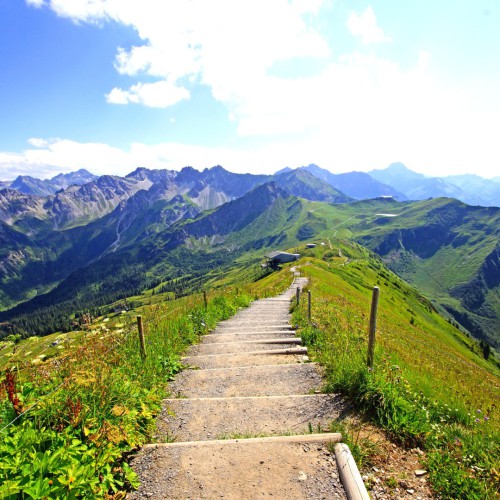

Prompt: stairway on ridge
[129,276,348,499]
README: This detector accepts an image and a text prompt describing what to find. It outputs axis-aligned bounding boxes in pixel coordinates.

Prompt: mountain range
[0,164,499,351]
[369,162,500,206]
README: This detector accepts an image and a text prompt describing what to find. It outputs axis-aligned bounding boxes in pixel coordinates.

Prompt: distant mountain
[0,189,48,233]
[0,164,352,311]
[50,169,98,191]
[273,169,352,203]
[1,189,499,349]
[299,164,406,200]
[8,169,98,196]
[369,163,465,201]
[0,182,309,333]
[369,163,500,207]
[0,165,351,234]
[274,167,293,175]
[445,174,500,207]
[10,175,58,197]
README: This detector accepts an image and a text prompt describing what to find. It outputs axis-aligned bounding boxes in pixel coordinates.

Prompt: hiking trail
[129,275,352,499]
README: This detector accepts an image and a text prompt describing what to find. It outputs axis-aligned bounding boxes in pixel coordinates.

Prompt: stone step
[130,436,346,499]
[220,318,291,324]
[217,322,290,329]
[201,332,297,343]
[156,394,344,442]
[182,348,308,369]
[188,339,303,356]
[167,363,322,398]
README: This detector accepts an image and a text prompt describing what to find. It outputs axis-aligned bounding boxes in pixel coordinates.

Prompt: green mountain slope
[0,183,311,336]
[1,190,498,351]
[351,198,500,346]
[0,167,351,311]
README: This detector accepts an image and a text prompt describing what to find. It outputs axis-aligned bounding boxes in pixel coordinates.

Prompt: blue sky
[0,0,499,180]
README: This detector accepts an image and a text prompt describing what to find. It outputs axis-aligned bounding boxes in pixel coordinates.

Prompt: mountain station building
[264,251,300,270]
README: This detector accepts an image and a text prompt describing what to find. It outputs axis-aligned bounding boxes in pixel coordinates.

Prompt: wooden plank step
[200,332,297,343]
[188,340,303,356]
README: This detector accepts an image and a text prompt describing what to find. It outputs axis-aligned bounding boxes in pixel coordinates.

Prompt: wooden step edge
[143,432,342,449]
[182,347,307,360]
[216,324,293,329]
[335,443,370,500]
[180,361,316,373]
[191,338,303,346]
[204,331,296,337]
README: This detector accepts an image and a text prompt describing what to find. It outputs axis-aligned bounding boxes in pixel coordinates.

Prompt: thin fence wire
[0,380,66,434]
[0,287,238,433]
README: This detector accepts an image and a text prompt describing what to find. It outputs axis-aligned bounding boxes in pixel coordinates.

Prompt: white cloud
[44,0,110,23]
[347,6,392,44]
[15,0,500,180]
[106,80,190,108]
[26,0,45,8]
[27,137,50,148]
[39,0,330,116]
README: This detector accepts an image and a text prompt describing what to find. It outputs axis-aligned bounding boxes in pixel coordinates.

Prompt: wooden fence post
[308,290,312,321]
[137,315,146,360]
[296,287,301,305]
[367,286,380,369]
[203,290,208,309]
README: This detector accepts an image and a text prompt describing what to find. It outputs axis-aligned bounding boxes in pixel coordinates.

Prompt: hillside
[0,183,320,336]
[0,167,349,312]
[291,249,499,497]
[1,242,498,498]
[352,198,500,347]
[1,190,499,355]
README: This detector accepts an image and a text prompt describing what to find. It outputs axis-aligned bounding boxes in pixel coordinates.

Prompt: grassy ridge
[292,246,499,498]
[0,268,292,498]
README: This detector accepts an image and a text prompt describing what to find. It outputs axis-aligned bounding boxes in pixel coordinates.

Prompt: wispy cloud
[25,0,45,8]
[347,6,392,44]
[106,81,190,108]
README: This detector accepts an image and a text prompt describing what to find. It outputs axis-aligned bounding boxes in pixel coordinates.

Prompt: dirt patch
[341,420,434,499]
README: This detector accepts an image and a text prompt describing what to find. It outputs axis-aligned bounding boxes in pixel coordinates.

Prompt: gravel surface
[129,441,345,499]
[183,352,308,369]
[168,363,324,398]
[156,394,345,441]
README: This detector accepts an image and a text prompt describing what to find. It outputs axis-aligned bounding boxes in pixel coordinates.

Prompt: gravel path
[129,276,347,499]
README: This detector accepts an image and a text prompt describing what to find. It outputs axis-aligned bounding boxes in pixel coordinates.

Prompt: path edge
[334,442,370,500]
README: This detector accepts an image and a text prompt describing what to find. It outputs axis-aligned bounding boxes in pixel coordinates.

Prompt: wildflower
[476,409,481,414]
[484,416,490,421]
[475,418,480,423]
